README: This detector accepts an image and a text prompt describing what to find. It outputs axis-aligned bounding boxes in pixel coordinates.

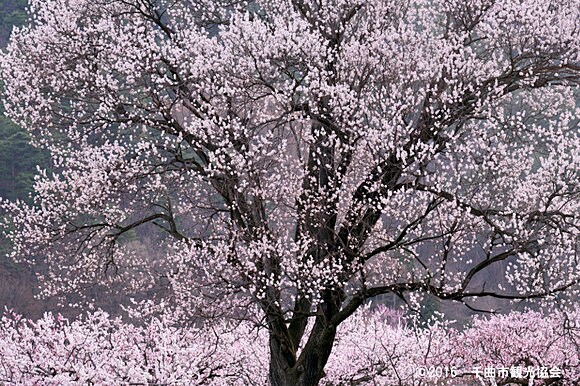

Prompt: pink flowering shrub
[0,310,268,385]
[324,309,580,386]
[322,310,452,385]
[453,311,580,385]
[0,309,577,385]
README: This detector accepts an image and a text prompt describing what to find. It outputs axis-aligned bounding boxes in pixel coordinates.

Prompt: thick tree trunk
[269,334,297,386]
[268,348,328,386]
[268,321,337,386]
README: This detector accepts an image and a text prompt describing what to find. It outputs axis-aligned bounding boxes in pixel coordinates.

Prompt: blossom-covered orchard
[0,309,578,385]
[0,0,578,384]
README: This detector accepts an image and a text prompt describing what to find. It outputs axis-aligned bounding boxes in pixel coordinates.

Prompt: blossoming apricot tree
[0,309,578,385]
[0,0,578,384]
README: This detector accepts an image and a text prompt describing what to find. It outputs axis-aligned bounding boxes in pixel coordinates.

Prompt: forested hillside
[0,0,25,46]
[0,0,47,202]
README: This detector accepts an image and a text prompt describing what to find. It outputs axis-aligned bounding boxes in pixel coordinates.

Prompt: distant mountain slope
[0,0,48,202]
[0,0,27,47]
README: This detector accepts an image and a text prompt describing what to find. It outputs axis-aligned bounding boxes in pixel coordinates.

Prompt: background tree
[1,0,579,385]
